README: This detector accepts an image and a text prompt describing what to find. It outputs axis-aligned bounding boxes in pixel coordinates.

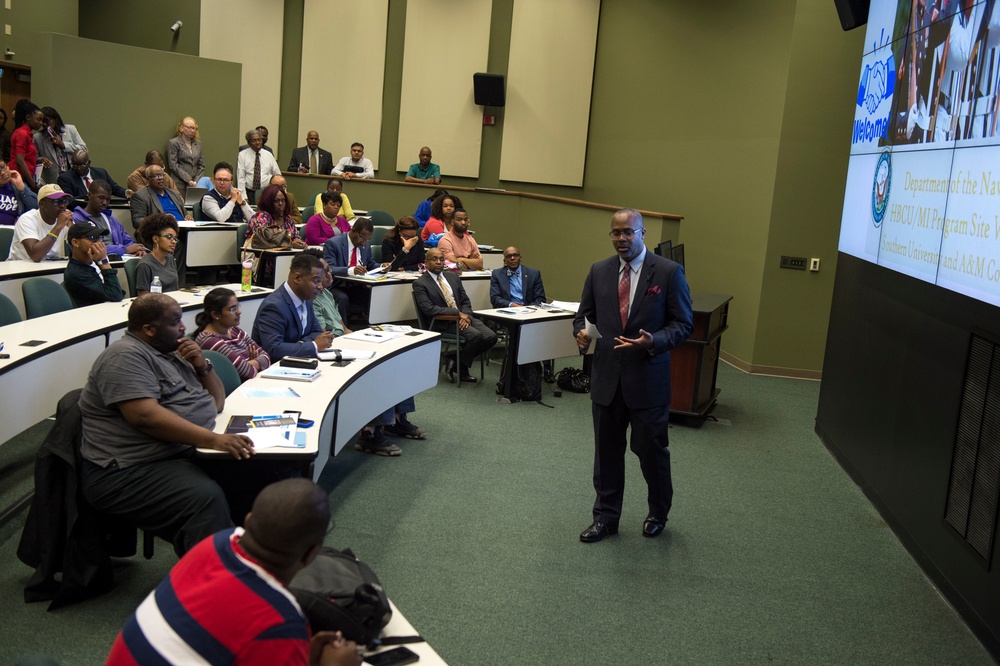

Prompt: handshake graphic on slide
[857,53,895,115]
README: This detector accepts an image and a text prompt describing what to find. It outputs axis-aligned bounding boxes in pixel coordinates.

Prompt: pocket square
[645,285,662,296]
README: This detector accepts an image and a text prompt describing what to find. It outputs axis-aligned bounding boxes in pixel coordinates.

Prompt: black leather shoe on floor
[458,373,477,383]
[642,515,666,538]
[580,521,618,543]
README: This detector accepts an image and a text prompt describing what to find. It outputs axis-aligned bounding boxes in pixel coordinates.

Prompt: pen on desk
[288,388,301,397]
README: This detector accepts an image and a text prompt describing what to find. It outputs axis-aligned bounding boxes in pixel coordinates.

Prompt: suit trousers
[435,317,497,370]
[80,456,232,558]
[591,382,673,526]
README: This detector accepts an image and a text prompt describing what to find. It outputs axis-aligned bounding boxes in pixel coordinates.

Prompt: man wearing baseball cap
[63,221,125,306]
[7,183,74,262]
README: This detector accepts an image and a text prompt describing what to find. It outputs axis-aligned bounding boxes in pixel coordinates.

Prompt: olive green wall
[78,0,201,56]
[283,0,859,374]
[756,4,864,372]
[0,0,76,66]
[31,33,240,182]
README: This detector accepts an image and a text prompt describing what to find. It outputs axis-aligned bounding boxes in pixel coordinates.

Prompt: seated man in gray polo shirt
[78,294,257,557]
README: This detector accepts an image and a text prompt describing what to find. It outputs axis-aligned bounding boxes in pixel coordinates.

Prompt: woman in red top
[420,192,463,241]
[9,99,45,193]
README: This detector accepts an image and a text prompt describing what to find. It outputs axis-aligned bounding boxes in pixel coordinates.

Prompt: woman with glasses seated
[194,287,271,382]
[135,213,180,295]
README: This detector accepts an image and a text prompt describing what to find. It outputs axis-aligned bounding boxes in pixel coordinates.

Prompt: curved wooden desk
[209,330,441,481]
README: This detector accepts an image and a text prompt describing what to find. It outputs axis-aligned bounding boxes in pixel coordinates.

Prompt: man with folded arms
[62,222,125,306]
[78,294,258,557]
[437,209,482,270]
[7,183,73,262]
[71,180,145,257]
[573,208,692,543]
[332,142,374,180]
[413,248,497,383]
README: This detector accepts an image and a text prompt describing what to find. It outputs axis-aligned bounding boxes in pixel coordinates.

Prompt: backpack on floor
[497,355,543,403]
[289,547,392,645]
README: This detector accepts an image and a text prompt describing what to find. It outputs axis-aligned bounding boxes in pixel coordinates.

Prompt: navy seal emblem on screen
[871,149,891,228]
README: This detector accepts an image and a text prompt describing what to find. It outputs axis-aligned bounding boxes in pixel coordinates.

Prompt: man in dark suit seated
[323,216,380,326]
[489,245,554,382]
[251,252,335,360]
[573,208,692,543]
[414,248,498,383]
[288,130,334,175]
[57,149,128,200]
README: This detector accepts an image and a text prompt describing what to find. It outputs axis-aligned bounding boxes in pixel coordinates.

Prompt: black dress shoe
[580,521,618,543]
[642,515,666,538]
[458,372,477,383]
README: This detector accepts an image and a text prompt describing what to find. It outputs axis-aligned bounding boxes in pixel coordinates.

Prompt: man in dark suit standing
[288,131,334,175]
[414,248,498,383]
[252,253,335,360]
[573,208,692,542]
[57,149,128,199]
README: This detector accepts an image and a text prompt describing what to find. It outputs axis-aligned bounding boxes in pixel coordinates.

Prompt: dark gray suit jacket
[129,186,186,231]
[573,251,693,409]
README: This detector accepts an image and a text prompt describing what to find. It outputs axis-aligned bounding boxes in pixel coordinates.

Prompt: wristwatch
[196,359,214,377]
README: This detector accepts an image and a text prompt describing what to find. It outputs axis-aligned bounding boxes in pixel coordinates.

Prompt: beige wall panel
[200,0,285,155]
[500,0,600,186]
[299,0,389,172]
[396,0,492,178]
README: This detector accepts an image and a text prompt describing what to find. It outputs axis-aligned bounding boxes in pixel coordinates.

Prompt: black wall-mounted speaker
[834,0,870,31]
[473,73,505,107]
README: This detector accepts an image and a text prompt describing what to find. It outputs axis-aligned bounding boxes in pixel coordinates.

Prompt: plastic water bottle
[241,258,253,292]
[150,276,162,294]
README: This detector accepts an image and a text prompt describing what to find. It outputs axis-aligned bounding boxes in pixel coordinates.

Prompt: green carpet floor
[0,361,992,665]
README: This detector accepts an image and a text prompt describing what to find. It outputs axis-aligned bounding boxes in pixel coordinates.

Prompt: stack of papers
[341,329,401,343]
[226,414,304,449]
[259,365,322,382]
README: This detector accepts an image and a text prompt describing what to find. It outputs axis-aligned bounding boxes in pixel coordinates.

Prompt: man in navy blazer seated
[573,208,692,543]
[252,253,335,360]
[490,246,546,308]
[323,216,380,326]
[490,245,554,382]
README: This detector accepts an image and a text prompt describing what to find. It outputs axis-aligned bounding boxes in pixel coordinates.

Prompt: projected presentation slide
[839,0,1000,306]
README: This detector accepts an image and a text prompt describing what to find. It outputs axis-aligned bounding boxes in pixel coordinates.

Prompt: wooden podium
[670,292,732,426]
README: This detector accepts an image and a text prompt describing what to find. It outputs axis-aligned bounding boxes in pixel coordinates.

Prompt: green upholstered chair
[367,209,395,228]
[123,258,140,297]
[0,293,21,325]
[22,278,74,319]
[202,349,242,395]
[0,227,14,260]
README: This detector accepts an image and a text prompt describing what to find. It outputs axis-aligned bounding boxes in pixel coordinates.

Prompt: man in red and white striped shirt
[106,479,361,666]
